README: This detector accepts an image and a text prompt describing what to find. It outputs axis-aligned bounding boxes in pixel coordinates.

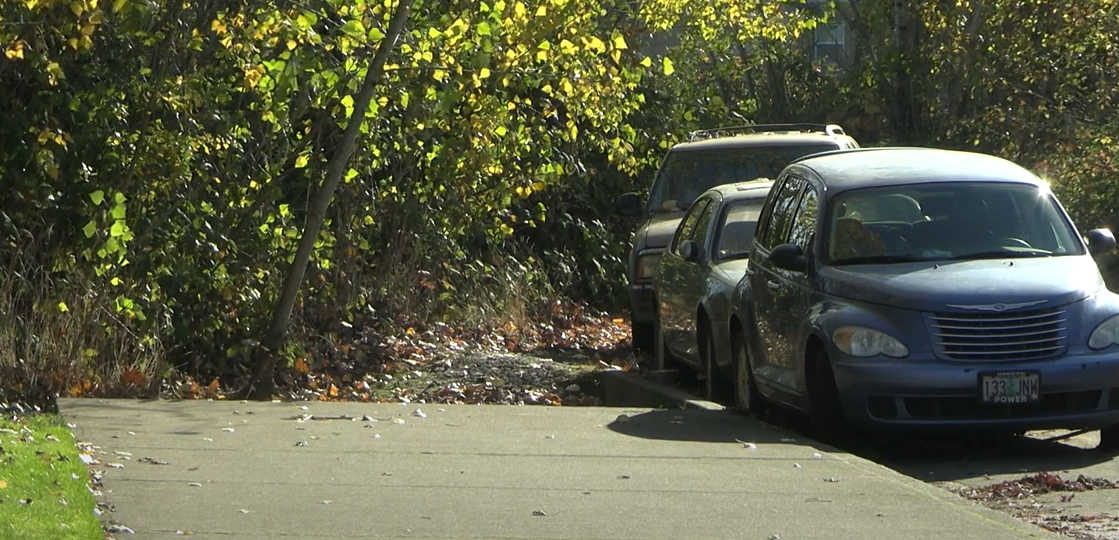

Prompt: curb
[595,369,725,411]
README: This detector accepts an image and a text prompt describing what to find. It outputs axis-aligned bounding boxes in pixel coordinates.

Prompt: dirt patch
[945,472,1119,539]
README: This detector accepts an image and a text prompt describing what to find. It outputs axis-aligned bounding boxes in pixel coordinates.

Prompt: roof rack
[687,123,847,142]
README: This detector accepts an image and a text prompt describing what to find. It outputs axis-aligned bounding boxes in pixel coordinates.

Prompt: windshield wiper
[719,251,751,261]
[831,254,929,266]
[950,250,1052,261]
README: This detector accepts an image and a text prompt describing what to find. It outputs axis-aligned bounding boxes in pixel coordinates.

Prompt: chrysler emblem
[946,300,1048,312]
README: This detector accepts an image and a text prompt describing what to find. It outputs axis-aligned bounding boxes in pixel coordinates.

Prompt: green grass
[0,414,102,540]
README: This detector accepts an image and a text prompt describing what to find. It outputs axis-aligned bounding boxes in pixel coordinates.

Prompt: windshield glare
[716,199,765,259]
[827,182,1084,264]
[648,145,837,213]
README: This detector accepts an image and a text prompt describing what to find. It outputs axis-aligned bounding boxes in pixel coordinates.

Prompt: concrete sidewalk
[61,398,1056,540]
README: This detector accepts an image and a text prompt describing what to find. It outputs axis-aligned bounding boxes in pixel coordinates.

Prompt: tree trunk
[236,0,413,401]
[892,0,919,142]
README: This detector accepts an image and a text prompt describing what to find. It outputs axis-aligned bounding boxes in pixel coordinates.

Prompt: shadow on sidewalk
[604,408,803,446]
[860,431,1116,483]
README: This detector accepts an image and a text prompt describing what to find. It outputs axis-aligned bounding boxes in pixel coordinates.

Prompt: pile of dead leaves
[955,472,1119,502]
[90,299,638,405]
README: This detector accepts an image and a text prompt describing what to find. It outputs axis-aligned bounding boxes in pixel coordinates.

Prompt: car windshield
[647,145,837,213]
[716,199,765,260]
[827,182,1085,265]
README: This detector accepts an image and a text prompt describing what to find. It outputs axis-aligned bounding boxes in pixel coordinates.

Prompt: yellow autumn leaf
[586,36,605,53]
[0,479,7,489]
[612,34,627,50]
[662,57,675,76]
[286,39,297,50]
[4,41,24,60]
[479,67,491,79]
[211,18,227,34]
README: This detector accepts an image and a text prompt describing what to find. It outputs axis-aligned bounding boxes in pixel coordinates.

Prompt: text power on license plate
[980,371,1040,404]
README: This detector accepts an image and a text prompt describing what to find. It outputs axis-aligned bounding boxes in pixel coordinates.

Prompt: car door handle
[743,267,755,276]
[766,280,780,290]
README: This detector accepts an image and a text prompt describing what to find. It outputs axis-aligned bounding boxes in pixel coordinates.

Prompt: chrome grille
[927,307,1068,361]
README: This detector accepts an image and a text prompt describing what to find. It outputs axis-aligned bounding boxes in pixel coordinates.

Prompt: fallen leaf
[0,479,7,489]
[239,509,250,514]
[188,483,202,487]
[107,525,135,533]
[793,463,802,469]
[294,441,308,447]
[532,509,547,516]
[412,408,427,418]
[221,428,235,433]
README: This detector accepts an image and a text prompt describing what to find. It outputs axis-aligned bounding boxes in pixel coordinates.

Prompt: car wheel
[1098,424,1119,454]
[631,321,654,354]
[700,325,721,401]
[654,307,671,371]
[809,348,847,443]
[731,329,763,414]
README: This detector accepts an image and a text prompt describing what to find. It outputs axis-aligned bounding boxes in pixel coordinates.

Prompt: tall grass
[0,255,166,405]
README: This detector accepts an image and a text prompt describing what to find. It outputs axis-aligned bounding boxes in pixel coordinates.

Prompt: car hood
[712,259,752,287]
[818,256,1104,312]
[639,213,685,251]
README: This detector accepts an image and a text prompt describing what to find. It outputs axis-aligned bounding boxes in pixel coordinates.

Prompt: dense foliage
[1,0,1116,401]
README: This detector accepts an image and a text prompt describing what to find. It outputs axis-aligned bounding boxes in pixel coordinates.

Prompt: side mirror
[680,240,699,263]
[614,192,643,217]
[769,243,808,272]
[1088,228,1116,256]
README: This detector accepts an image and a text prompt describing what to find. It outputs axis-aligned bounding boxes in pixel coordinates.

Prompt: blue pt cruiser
[728,147,1119,450]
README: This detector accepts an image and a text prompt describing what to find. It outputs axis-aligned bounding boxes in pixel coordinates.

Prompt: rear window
[647,145,837,213]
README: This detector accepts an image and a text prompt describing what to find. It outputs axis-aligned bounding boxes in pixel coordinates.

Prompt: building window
[812,20,847,65]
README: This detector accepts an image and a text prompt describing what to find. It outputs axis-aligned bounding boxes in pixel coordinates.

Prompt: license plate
[979,371,1041,404]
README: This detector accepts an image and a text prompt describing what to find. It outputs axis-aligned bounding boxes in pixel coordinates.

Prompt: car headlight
[832,326,909,358]
[1089,314,1119,350]
[636,253,662,279]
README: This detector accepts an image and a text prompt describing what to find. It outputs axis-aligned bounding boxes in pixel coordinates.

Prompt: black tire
[653,307,671,371]
[1098,424,1119,454]
[808,348,847,443]
[700,325,720,401]
[631,321,654,354]
[731,329,763,414]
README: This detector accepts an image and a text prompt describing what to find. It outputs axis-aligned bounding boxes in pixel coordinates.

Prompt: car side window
[671,198,712,254]
[758,176,806,248]
[787,182,819,252]
[691,198,719,248]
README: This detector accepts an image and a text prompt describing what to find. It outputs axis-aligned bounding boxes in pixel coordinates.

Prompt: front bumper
[833,352,1119,432]
[628,282,656,325]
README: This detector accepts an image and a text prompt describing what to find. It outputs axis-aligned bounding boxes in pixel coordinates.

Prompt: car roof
[792,147,1046,191]
[706,179,776,200]
[672,132,851,152]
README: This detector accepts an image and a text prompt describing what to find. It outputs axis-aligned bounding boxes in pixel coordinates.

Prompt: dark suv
[615,124,860,354]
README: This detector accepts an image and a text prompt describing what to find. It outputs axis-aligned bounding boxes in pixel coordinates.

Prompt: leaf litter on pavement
[159,300,636,405]
[948,472,1119,539]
